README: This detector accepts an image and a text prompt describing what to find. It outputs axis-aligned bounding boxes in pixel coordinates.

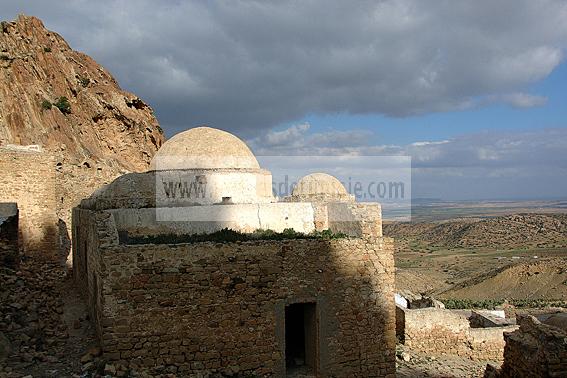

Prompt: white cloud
[410,140,450,147]
[262,122,310,147]
[248,123,376,156]
[487,92,548,108]
[248,125,567,199]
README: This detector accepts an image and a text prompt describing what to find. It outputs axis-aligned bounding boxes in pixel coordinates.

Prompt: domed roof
[149,126,260,170]
[292,173,348,197]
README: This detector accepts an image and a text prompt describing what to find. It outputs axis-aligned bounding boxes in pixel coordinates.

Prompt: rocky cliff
[0,15,164,172]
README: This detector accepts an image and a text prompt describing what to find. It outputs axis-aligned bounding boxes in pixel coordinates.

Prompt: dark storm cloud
[2,1,567,136]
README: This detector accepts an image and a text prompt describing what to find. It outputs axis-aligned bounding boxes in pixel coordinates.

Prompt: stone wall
[397,307,517,362]
[0,202,18,267]
[493,315,567,377]
[328,203,382,238]
[0,146,120,263]
[73,208,397,377]
[55,162,121,263]
[0,147,59,259]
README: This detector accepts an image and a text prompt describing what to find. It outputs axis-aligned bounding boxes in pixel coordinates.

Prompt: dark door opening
[285,302,317,375]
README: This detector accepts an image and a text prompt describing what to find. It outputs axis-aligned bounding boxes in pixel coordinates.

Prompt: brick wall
[0,148,59,259]
[398,307,517,362]
[73,208,397,377]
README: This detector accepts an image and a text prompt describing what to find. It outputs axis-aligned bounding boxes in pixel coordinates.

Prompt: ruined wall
[73,209,396,377]
[398,307,517,362]
[0,202,18,267]
[496,315,567,377]
[0,147,59,259]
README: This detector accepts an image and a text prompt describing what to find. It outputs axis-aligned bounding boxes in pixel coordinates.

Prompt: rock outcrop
[0,15,164,171]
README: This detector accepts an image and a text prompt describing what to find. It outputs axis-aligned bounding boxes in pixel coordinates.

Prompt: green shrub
[54,96,71,114]
[41,99,52,110]
[442,298,567,309]
[0,54,10,61]
[43,47,51,53]
[442,299,504,310]
[122,228,348,245]
[78,76,90,87]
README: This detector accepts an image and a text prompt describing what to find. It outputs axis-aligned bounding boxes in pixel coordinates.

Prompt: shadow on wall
[314,239,397,376]
[0,202,19,268]
[58,218,71,265]
[22,218,59,262]
[18,216,73,265]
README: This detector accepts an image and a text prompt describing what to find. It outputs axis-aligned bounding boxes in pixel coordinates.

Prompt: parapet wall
[109,202,317,236]
[0,147,58,258]
[73,208,397,377]
[397,307,517,362]
[495,315,567,377]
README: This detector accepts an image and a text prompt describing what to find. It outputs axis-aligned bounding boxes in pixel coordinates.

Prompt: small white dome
[292,173,348,197]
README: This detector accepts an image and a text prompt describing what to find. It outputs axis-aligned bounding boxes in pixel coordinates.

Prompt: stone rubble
[0,262,92,377]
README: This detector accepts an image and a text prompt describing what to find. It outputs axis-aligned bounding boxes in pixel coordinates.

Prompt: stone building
[73,127,396,377]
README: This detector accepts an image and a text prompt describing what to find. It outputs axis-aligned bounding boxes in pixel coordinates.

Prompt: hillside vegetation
[389,213,567,303]
[385,213,567,251]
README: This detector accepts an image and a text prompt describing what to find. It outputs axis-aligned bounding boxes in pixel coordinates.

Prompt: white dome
[150,126,259,170]
[292,173,348,196]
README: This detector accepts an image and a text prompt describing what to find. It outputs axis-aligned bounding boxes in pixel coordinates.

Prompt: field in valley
[385,208,567,307]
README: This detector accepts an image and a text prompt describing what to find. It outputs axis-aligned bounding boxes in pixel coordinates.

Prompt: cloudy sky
[3,1,567,200]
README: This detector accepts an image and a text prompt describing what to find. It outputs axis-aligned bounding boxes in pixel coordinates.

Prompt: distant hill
[439,258,567,301]
[385,213,567,250]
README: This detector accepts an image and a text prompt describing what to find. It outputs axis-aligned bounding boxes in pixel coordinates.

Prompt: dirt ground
[396,345,491,378]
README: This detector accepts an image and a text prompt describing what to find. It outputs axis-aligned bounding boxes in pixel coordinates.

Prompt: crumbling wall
[495,315,567,377]
[398,307,517,361]
[0,202,18,267]
[74,209,396,377]
[0,147,58,259]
